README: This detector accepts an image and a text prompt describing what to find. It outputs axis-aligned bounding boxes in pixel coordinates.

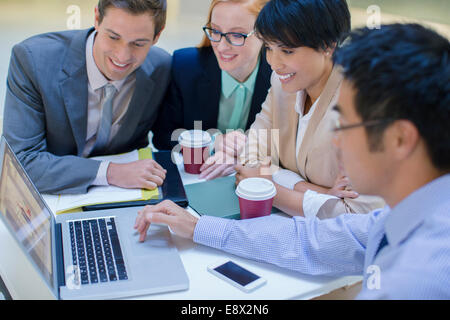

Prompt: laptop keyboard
[69,217,128,285]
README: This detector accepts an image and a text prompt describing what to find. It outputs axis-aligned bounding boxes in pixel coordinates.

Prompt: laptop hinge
[55,223,66,288]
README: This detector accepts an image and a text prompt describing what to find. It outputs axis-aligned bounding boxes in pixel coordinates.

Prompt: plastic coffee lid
[178,130,212,148]
[235,177,277,201]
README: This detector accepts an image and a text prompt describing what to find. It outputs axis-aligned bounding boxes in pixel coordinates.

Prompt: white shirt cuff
[91,160,111,186]
[303,189,339,218]
[272,169,305,190]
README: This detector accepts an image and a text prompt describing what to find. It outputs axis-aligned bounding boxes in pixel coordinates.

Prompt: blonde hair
[198,0,269,48]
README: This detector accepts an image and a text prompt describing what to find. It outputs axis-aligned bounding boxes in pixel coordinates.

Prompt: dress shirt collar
[221,58,260,98]
[294,90,319,118]
[295,91,307,115]
[384,173,450,246]
[86,30,129,92]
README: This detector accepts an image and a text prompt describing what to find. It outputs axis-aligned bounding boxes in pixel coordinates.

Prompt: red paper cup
[235,178,277,219]
[178,130,211,174]
[181,145,210,174]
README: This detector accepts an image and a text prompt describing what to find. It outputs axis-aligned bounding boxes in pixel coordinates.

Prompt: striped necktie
[93,83,116,154]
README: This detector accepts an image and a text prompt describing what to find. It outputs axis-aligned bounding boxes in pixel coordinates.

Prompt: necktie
[93,83,116,154]
[374,233,389,258]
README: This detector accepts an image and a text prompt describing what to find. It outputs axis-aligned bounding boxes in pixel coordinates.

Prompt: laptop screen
[0,140,54,291]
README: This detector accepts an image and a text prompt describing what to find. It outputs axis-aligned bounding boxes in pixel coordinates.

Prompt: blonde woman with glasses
[153,0,271,180]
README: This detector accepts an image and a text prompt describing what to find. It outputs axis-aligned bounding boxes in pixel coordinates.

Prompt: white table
[134,153,362,300]
[0,152,361,300]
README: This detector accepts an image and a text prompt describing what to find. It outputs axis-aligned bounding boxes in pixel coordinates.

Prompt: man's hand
[134,200,199,242]
[107,159,167,190]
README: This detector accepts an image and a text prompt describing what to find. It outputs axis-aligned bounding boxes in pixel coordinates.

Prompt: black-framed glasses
[203,26,255,46]
[332,118,395,132]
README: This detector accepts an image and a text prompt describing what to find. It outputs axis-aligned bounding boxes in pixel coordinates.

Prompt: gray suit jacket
[3,28,171,194]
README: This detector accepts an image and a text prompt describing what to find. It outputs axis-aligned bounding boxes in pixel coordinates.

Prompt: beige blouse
[240,67,385,218]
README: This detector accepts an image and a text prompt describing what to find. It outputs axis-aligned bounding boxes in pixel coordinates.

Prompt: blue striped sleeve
[193,212,379,277]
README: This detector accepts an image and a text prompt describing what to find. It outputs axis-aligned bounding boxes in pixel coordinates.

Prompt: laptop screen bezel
[0,137,60,299]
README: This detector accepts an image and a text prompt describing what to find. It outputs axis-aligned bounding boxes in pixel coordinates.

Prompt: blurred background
[0,0,449,134]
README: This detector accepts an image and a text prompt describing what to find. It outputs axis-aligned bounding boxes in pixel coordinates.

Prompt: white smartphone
[207,260,266,293]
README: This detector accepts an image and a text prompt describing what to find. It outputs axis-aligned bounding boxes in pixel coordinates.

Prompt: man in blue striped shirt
[134,24,450,299]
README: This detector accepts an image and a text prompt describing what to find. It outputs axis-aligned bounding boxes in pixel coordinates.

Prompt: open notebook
[43,148,158,214]
[43,149,188,214]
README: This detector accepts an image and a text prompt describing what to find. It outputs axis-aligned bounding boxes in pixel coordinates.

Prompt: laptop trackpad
[128,224,174,256]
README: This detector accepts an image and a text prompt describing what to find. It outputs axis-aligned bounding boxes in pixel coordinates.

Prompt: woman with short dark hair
[236,0,385,218]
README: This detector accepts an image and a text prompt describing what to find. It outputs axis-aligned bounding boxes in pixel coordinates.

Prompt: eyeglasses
[203,26,255,46]
[333,118,394,132]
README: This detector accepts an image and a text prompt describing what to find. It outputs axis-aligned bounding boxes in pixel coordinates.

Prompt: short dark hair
[97,0,166,38]
[254,0,350,50]
[334,23,450,171]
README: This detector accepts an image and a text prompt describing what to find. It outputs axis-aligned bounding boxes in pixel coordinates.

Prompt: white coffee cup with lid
[235,177,277,219]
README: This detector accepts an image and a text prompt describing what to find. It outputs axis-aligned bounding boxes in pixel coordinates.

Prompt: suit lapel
[280,93,299,171]
[297,66,342,178]
[198,48,221,129]
[60,28,93,155]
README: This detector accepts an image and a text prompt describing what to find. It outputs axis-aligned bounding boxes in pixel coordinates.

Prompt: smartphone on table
[207,259,266,293]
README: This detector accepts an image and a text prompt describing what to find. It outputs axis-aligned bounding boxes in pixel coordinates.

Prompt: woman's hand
[327,175,359,199]
[199,151,236,180]
[199,131,247,180]
[214,130,247,157]
[234,158,272,185]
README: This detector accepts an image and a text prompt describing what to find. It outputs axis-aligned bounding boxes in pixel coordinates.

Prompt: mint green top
[217,60,260,133]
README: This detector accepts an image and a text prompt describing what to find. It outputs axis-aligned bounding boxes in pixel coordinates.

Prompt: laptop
[0,137,189,300]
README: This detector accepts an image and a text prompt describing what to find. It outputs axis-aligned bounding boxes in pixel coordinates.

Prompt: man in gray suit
[3,0,170,194]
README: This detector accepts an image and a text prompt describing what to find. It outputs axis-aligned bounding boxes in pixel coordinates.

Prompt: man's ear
[390,120,420,161]
[94,6,101,30]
